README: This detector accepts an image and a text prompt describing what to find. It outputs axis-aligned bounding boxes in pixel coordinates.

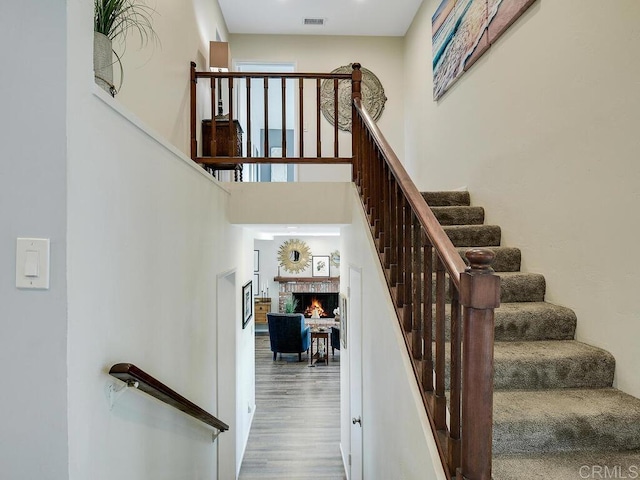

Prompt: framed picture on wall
[254,250,259,272]
[253,273,260,295]
[312,255,330,277]
[242,281,253,329]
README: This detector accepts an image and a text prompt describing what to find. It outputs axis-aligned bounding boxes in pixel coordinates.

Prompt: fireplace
[293,293,339,318]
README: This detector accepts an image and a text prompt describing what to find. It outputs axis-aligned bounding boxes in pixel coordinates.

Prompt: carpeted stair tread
[497,272,546,303]
[495,302,576,341]
[422,191,470,206]
[493,450,640,480]
[493,388,640,455]
[443,224,501,247]
[430,206,485,225]
[493,341,615,390]
[457,246,521,272]
[432,271,545,302]
[437,302,576,341]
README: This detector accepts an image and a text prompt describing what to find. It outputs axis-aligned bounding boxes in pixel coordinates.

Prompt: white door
[349,267,363,480]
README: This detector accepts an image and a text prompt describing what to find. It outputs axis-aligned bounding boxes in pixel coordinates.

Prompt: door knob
[352,416,362,426]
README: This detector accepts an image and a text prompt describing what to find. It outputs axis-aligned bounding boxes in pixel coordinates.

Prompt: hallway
[238,334,346,479]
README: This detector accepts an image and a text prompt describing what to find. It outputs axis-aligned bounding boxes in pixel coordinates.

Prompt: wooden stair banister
[352,73,499,480]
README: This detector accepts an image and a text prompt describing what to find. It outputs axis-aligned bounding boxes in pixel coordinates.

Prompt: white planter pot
[93,32,115,95]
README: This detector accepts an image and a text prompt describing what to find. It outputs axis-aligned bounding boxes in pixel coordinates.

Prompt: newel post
[190,61,197,160]
[458,249,500,480]
[351,63,362,184]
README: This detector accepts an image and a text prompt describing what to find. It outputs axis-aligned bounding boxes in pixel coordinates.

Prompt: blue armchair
[267,313,311,362]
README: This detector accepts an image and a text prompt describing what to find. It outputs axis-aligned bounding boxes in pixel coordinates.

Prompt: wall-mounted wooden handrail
[109,363,229,432]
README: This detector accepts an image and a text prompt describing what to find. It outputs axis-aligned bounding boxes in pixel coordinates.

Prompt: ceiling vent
[303,18,325,26]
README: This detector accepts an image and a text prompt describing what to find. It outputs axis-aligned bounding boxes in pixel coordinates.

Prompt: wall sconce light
[209,41,229,118]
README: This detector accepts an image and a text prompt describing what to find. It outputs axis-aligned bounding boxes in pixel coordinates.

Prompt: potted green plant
[284,298,299,314]
[94,0,159,96]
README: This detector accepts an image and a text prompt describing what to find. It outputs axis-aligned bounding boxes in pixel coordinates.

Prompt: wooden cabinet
[254,298,271,324]
[201,118,244,181]
[202,118,243,157]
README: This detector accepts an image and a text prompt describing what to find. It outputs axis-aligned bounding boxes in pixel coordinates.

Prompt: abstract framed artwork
[432,0,537,100]
[253,274,260,296]
[312,255,330,277]
[242,281,253,329]
[253,250,259,272]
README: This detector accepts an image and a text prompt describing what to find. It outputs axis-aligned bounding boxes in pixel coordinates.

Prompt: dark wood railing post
[190,62,197,160]
[459,249,500,480]
[351,63,362,183]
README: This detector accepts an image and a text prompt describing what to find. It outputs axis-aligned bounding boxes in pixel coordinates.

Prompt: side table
[309,330,330,367]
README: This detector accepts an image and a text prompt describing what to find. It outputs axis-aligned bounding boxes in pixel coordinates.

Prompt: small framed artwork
[340,294,347,349]
[253,273,260,295]
[312,255,330,277]
[242,281,253,329]
[253,250,259,272]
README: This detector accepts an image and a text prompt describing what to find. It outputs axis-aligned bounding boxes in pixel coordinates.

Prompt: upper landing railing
[189,62,499,479]
[190,62,357,171]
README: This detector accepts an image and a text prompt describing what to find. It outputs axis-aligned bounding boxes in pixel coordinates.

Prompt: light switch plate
[16,238,50,289]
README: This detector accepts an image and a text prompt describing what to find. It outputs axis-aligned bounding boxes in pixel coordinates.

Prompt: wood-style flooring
[238,334,346,479]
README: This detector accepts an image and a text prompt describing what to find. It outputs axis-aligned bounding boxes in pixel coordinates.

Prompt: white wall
[0,1,69,478]
[341,187,446,480]
[405,0,640,398]
[66,1,254,479]
[230,34,405,182]
[114,0,229,155]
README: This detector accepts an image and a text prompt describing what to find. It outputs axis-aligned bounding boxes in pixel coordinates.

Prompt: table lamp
[209,41,229,118]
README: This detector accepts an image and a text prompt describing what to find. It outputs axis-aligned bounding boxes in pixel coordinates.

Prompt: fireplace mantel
[274,276,340,283]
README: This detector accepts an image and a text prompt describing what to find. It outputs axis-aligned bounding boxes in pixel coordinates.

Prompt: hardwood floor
[238,334,346,479]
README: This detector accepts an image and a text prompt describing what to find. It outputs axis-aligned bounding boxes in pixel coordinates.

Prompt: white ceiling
[218,0,424,37]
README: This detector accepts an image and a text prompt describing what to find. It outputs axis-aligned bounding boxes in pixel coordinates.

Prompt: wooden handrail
[351,88,499,480]
[109,363,229,432]
[352,97,466,288]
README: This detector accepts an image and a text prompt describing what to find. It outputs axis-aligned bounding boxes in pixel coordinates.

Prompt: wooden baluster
[449,279,462,476]
[246,77,252,159]
[362,133,370,212]
[459,249,499,480]
[434,256,446,430]
[351,64,362,184]
[402,202,412,332]
[281,78,287,158]
[299,78,304,158]
[190,62,197,159]
[423,239,434,392]
[334,78,339,158]
[383,166,392,266]
[395,188,405,306]
[212,78,218,157]
[412,217,423,358]
[264,78,269,158]
[388,180,398,286]
[316,79,321,157]
[228,77,235,157]
[378,160,389,256]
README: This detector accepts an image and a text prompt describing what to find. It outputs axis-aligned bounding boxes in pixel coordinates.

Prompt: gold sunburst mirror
[278,239,312,274]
